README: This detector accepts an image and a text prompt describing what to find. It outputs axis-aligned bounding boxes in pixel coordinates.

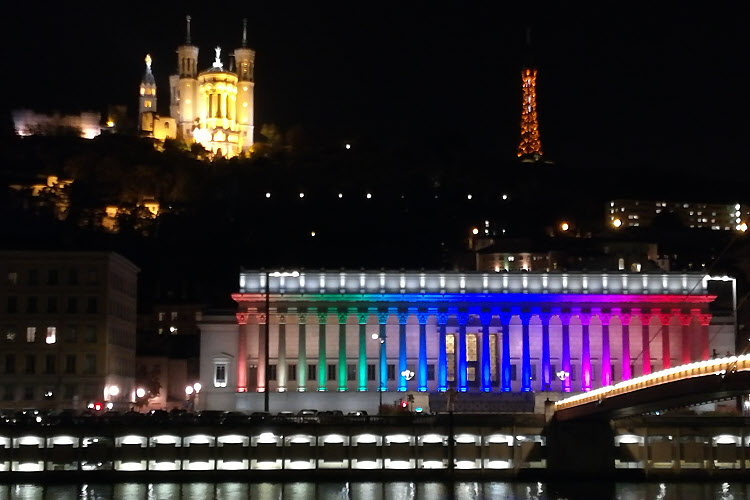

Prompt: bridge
[554,354,750,421]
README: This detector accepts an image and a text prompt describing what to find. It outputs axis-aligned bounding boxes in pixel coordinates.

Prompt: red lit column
[679,313,692,365]
[236,312,249,392]
[657,310,672,370]
[256,312,268,393]
[698,312,712,360]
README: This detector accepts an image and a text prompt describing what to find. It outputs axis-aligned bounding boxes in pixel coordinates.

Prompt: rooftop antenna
[186,15,192,44]
[242,18,248,48]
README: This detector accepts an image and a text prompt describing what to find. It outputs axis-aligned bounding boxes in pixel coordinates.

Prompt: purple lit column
[501,313,511,392]
[437,312,448,391]
[561,314,571,392]
[639,311,652,375]
[620,313,632,381]
[521,313,531,392]
[580,314,591,392]
[541,313,551,391]
[600,313,611,387]
[417,312,428,392]
[480,312,492,392]
[658,310,672,370]
[457,312,468,392]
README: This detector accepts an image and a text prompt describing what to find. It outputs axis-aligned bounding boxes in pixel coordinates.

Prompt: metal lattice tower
[517,68,543,160]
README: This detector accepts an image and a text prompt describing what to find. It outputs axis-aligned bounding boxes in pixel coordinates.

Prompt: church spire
[185,15,192,44]
[242,18,248,48]
[517,27,544,162]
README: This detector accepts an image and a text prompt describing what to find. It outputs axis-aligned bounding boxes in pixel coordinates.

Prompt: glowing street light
[613,218,622,228]
[136,387,146,399]
[560,222,569,231]
[185,385,194,396]
[472,228,479,235]
[109,385,120,397]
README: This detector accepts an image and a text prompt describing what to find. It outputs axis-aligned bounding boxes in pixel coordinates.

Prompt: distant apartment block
[608,200,748,231]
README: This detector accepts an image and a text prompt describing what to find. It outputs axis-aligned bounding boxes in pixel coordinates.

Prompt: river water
[0,481,748,499]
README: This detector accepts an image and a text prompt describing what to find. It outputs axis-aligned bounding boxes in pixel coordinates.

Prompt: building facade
[0,252,139,410]
[609,200,748,232]
[199,271,735,413]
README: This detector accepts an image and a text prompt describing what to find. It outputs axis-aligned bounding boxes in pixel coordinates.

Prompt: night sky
[4,3,748,170]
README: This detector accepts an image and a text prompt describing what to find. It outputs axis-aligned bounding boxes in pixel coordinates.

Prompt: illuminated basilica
[139,16,255,158]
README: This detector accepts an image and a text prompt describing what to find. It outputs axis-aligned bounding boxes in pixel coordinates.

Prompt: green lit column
[317,310,328,391]
[298,311,307,391]
[337,310,349,391]
[357,310,369,391]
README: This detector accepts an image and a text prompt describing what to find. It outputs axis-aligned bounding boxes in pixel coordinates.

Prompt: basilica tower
[170,15,200,140]
[234,19,256,151]
[138,54,157,130]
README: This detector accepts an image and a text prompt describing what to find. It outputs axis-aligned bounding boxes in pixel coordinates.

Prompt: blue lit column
[561,314,571,392]
[480,312,492,392]
[501,313,511,392]
[581,313,592,392]
[457,312,468,392]
[417,312,428,392]
[541,313,551,391]
[357,311,368,392]
[397,311,408,391]
[521,313,531,392]
[377,311,388,392]
[437,312,448,392]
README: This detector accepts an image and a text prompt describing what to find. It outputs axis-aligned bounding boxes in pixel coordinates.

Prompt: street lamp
[372,332,386,414]
[263,271,300,413]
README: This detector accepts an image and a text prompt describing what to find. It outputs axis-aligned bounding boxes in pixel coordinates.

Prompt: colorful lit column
[337,310,348,391]
[639,311,652,375]
[657,310,672,370]
[377,311,389,391]
[437,312,448,392]
[357,311,368,391]
[317,310,328,391]
[620,312,632,381]
[600,313,611,387]
[561,314,571,392]
[417,312,428,392]
[256,311,268,393]
[580,313,591,392]
[698,312,712,360]
[480,312,492,392]
[679,313,692,365]
[278,313,287,391]
[521,313,532,392]
[298,312,307,390]
[236,312,249,392]
[397,311,408,391]
[501,313,511,392]
[457,312,469,392]
[541,313,551,391]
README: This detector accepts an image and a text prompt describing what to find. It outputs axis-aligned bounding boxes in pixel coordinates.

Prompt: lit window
[214,361,228,388]
[144,100,152,108]
[46,327,56,344]
[26,327,36,343]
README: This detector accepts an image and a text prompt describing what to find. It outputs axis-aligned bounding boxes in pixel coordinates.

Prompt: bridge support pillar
[547,417,615,479]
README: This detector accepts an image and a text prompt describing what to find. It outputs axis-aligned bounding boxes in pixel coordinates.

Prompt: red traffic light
[400,400,408,408]
[94,402,103,411]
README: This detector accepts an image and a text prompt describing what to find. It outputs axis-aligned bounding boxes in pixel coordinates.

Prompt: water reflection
[0,482,748,500]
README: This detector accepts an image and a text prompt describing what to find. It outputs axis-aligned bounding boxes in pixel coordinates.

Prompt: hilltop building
[139,16,255,158]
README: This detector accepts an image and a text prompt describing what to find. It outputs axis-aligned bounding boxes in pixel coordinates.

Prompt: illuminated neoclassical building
[199,271,736,413]
[167,16,255,157]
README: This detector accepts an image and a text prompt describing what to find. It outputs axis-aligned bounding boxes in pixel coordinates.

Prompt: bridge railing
[555,354,750,411]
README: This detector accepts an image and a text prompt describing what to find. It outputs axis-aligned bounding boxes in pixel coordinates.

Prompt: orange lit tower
[517,67,543,160]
